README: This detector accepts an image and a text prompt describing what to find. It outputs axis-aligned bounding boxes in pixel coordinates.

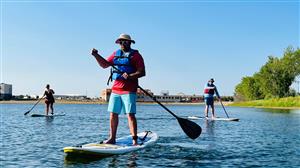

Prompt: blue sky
[1,0,299,97]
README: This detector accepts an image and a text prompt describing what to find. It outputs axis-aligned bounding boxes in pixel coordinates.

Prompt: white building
[54,94,87,100]
[100,88,203,103]
[101,88,154,102]
[0,83,13,100]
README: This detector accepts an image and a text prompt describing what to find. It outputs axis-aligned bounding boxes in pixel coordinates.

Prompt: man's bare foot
[132,140,138,146]
[103,138,116,144]
[132,136,138,146]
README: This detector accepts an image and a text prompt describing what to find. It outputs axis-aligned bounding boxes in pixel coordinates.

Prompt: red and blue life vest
[204,83,215,97]
[110,49,137,81]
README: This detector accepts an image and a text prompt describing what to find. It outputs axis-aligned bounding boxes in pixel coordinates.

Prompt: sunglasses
[119,40,131,45]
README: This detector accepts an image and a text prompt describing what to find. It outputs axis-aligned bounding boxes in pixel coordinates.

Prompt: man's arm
[91,48,111,68]
[124,68,145,79]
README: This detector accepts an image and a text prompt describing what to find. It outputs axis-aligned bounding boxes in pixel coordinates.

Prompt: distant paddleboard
[187,116,204,120]
[31,113,66,117]
[206,117,239,121]
[188,116,239,121]
[64,131,158,157]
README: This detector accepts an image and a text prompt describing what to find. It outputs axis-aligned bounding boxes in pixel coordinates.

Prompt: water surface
[1,104,299,167]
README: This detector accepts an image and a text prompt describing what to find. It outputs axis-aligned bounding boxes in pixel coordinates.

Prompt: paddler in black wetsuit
[43,84,55,115]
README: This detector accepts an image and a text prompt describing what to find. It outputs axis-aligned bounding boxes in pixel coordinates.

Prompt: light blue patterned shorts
[107,93,136,114]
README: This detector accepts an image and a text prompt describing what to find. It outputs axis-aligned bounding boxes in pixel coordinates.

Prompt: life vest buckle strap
[107,68,113,86]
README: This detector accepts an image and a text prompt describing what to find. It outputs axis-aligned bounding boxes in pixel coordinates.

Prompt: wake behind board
[188,116,239,121]
[64,131,158,157]
[31,113,66,117]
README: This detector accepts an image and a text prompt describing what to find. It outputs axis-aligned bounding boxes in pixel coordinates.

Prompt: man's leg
[211,101,216,118]
[211,105,216,118]
[204,98,209,117]
[105,93,121,144]
[105,112,118,144]
[204,105,209,117]
[46,103,49,115]
[123,93,137,145]
[127,113,137,145]
[50,103,54,115]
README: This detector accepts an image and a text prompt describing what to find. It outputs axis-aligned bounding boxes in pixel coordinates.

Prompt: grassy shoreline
[229,96,300,109]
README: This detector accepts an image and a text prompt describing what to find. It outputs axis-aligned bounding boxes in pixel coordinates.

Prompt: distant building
[137,88,154,102]
[154,93,203,103]
[0,83,12,100]
[153,95,182,102]
[30,95,40,99]
[101,88,154,102]
[101,88,112,102]
[100,88,203,103]
[160,90,169,96]
[54,94,87,100]
[182,95,203,102]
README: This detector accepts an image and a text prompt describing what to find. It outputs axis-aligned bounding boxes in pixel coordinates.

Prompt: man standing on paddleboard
[91,33,145,145]
[43,84,55,116]
[203,78,220,118]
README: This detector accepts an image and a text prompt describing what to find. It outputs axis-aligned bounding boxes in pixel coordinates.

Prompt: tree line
[234,47,300,101]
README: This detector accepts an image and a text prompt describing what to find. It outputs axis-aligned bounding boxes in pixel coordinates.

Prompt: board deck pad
[64,131,158,157]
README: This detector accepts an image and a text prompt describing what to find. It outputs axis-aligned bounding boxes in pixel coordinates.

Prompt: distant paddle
[219,99,230,118]
[93,54,202,139]
[24,97,43,115]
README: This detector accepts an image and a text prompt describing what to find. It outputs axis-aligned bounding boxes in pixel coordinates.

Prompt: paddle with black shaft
[24,97,44,115]
[95,54,202,139]
[138,86,202,139]
[219,99,230,118]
